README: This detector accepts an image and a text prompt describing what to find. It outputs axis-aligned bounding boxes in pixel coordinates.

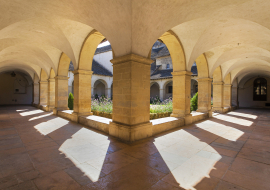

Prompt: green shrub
[190,92,198,111]
[68,93,74,110]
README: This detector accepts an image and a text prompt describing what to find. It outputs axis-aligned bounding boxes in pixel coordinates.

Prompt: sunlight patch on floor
[20,109,44,116]
[59,128,110,182]
[34,118,69,135]
[214,115,253,126]
[16,109,29,112]
[227,111,257,119]
[29,113,53,121]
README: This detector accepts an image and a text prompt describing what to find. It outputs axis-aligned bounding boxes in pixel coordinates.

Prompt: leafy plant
[190,92,198,111]
[150,95,161,104]
[68,93,74,110]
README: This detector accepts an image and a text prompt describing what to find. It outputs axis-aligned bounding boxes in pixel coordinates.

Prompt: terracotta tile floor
[0,106,270,190]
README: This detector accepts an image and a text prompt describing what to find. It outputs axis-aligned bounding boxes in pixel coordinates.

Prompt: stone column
[32,82,39,107]
[71,70,93,122]
[38,80,48,108]
[170,71,193,124]
[53,76,69,114]
[212,82,224,113]
[197,78,212,117]
[223,84,232,109]
[159,89,164,101]
[232,86,238,107]
[109,54,153,142]
[91,87,94,97]
[47,78,55,111]
[106,88,111,98]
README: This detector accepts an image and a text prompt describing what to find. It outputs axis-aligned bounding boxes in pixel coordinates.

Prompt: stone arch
[224,73,231,85]
[93,79,108,97]
[195,53,209,78]
[158,30,186,72]
[77,30,106,71]
[150,82,160,99]
[49,68,56,79]
[57,53,71,77]
[213,66,223,82]
[163,80,173,100]
[40,69,48,81]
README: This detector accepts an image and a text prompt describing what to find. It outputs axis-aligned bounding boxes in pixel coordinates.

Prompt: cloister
[1,1,270,189]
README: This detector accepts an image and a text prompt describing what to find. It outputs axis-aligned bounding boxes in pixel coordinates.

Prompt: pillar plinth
[197,78,212,117]
[32,82,39,107]
[109,54,153,142]
[170,71,193,124]
[53,76,69,114]
[38,81,48,109]
[71,70,93,122]
[47,78,55,111]
[212,81,224,113]
[224,84,232,110]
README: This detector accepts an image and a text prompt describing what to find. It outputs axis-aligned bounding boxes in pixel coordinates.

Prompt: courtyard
[0,106,269,190]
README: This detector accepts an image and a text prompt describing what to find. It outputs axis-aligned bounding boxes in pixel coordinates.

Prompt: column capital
[212,81,224,85]
[55,76,69,80]
[48,78,55,82]
[110,53,153,66]
[171,71,193,76]
[224,84,232,87]
[39,80,48,84]
[73,69,93,75]
[197,78,213,82]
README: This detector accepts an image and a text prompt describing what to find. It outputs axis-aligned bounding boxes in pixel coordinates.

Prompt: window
[168,86,172,93]
[166,64,170,69]
[253,78,267,101]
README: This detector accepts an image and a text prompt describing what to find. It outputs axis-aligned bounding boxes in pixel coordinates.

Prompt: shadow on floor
[0,106,269,190]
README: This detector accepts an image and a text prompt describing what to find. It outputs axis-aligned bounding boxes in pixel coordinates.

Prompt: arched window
[253,78,267,101]
[166,64,170,69]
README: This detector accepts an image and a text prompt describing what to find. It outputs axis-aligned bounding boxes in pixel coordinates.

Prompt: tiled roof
[150,64,198,79]
[151,69,173,79]
[69,62,74,71]
[92,60,113,76]
[95,45,112,54]
[151,46,170,59]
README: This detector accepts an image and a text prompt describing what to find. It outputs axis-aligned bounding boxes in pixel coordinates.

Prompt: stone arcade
[0,1,270,189]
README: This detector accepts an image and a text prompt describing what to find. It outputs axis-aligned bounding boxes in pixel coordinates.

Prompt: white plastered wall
[0,73,33,105]
[239,77,270,108]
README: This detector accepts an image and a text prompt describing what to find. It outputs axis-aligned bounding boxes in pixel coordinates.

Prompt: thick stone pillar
[53,76,69,114]
[223,84,232,109]
[32,82,39,106]
[171,71,193,124]
[197,78,212,117]
[212,82,224,113]
[159,89,164,101]
[38,81,48,107]
[109,54,153,142]
[47,78,55,111]
[232,86,238,107]
[71,70,93,122]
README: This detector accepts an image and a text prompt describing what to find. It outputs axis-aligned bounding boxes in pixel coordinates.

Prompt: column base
[184,114,193,125]
[53,107,69,115]
[109,122,153,143]
[196,109,212,118]
[46,106,55,112]
[71,112,93,123]
[212,107,224,113]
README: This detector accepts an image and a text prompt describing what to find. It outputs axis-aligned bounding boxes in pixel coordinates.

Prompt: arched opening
[150,82,160,99]
[0,71,33,105]
[191,79,198,97]
[253,78,267,101]
[94,79,107,97]
[164,81,173,99]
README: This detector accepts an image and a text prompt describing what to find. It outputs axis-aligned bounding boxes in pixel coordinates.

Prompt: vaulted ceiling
[0,0,269,83]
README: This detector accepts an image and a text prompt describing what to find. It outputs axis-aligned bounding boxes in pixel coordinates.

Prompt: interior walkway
[0,106,269,190]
